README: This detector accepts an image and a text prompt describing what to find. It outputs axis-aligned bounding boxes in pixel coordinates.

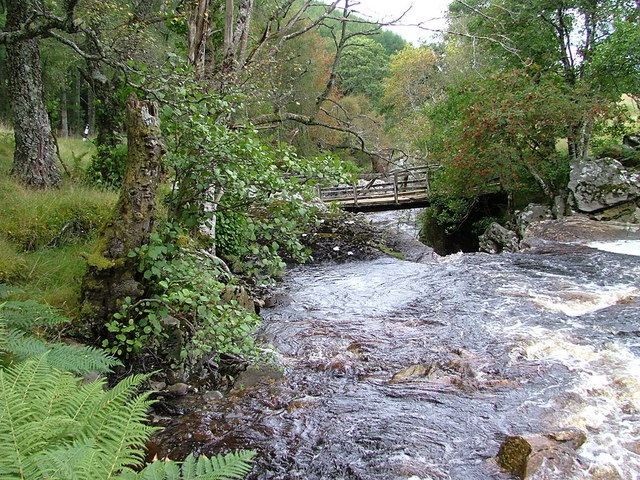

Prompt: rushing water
[153,223,640,480]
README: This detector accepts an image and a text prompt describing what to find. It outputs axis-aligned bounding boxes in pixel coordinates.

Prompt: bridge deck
[319,166,437,212]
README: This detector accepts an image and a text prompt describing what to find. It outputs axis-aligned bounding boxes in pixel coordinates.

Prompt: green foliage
[0,298,120,374]
[85,142,128,188]
[120,451,256,480]
[421,195,477,234]
[0,355,154,479]
[589,18,640,97]
[156,62,351,281]
[0,353,255,480]
[337,38,390,102]
[425,70,598,198]
[102,226,262,364]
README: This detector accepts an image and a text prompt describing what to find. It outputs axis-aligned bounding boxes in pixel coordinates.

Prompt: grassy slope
[0,128,118,315]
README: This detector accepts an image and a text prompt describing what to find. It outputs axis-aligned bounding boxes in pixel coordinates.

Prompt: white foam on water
[519,331,640,479]
[525,284,638,317]
[587,240,640,257]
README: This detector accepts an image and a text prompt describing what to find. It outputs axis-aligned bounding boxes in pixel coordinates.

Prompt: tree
[336,37,389,102]
[2,0,62,188]
[81,94,165,338]
[426,70,604,200]
[383,46,440,114]
[447,0,640,162]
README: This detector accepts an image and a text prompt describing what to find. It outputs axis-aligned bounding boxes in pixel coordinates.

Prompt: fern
[0,356,156,480]
[0,301,120,374]
[1,300,70,330]
[0,300,254,480]
[3,329,119,373]
[118,451,257,480]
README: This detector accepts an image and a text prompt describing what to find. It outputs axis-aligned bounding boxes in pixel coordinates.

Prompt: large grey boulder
[479,222,520,253]
[568,157,639,213]
[514,204,554,237]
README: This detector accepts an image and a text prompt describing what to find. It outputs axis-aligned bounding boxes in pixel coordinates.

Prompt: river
[152,215,640,480]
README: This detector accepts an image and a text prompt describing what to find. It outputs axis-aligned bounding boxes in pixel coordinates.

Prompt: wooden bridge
[319,166,438,212]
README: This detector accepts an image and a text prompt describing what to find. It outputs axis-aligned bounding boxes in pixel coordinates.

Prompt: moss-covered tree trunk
[80,93,165,340]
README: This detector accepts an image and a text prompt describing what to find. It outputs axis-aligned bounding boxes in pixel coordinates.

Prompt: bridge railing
[319,165,438,207]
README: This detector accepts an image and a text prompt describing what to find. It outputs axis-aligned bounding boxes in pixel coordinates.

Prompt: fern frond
[196,451,256,480]
[37,440,103,480]
[1,300,70,330]
[73,373,157,478]
[0,356,80,479]
[3,329,120,373]
[120,451,256,480]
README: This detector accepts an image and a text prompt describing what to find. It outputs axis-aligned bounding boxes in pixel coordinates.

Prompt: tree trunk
[87,82,96,131]
[6,0,61,189]
[80,93,165,340]
[85,51,125,183]
[567,117,594,163]
[188,0,212,77]
[60,90,69,138]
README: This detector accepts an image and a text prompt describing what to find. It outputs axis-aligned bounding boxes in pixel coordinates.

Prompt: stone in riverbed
[478,222,520,254]
[496,428,587,479]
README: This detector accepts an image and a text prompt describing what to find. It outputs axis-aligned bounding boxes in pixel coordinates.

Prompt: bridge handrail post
[426,169,430,195]
[353,183,358,206]
[393,172,399,204]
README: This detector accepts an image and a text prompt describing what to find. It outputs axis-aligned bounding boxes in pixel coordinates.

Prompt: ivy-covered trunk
[80,93,165,340]
[5,0,61,189]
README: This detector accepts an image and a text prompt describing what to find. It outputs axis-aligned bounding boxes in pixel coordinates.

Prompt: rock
[592,201,640,223]
[522,215,640,247]
[515,204,554,237]
[623,132,640,149]
[479,222,520,253]
[149,381,167,391]
[167,383,190,396]
[568,157,639,213]
[391,364,429,383]
[234,365,284,389]
[496,428,587,479]
[202,390,224,402]
[221,285,256,314]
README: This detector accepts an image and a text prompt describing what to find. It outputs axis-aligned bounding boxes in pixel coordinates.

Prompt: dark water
[153,238,640,480]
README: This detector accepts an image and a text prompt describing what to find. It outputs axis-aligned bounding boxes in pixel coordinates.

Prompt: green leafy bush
[102,227,262,365]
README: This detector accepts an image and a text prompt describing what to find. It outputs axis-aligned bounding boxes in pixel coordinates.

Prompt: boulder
[623,132,640,149]
[568,157,639,213]
[515,204,554,237]
[479,223,520,253]
[496,428,587,479]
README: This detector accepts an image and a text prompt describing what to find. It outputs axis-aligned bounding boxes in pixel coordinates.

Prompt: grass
[0,128,117,315]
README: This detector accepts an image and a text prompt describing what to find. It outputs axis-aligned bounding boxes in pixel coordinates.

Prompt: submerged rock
[496,428,587,479]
